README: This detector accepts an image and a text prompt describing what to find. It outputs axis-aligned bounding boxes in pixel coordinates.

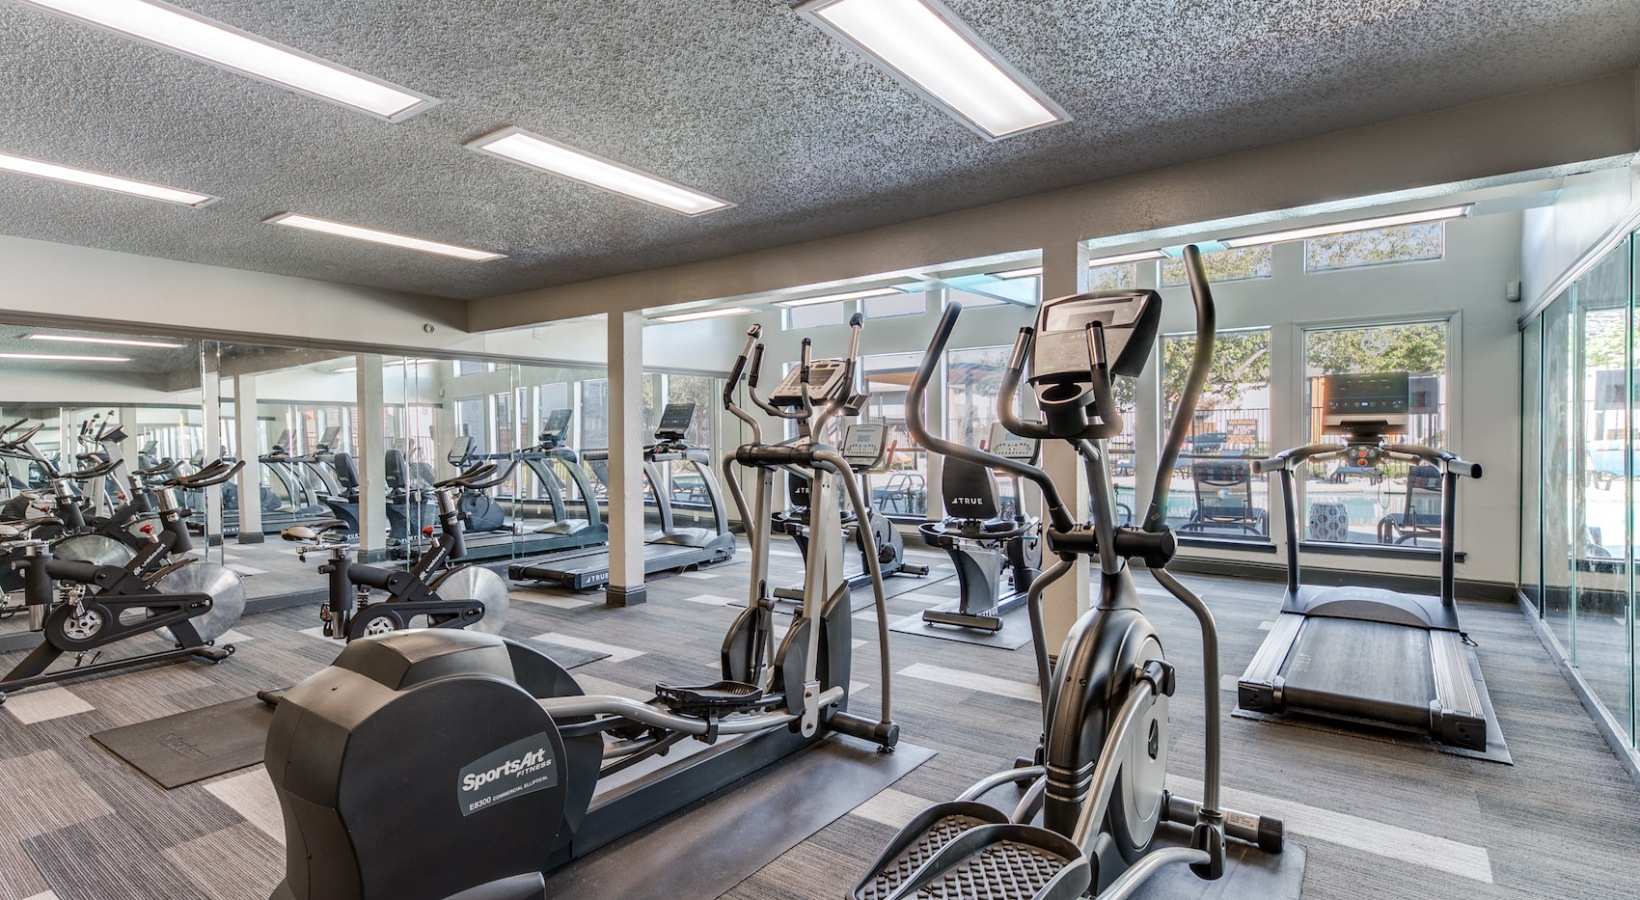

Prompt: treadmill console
[654,403,696,443]
[770,359,849,407]
[539,408,573,448]
[1321,372,1410,438]
[316,425,341,452]
[987,422,1040,464]
[1032,290,1161,386]
[840,423,888,471]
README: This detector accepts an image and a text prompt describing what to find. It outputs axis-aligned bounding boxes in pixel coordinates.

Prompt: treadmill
[1236,372,1489,751]
[515,408,608,550]
[509,402,735,590]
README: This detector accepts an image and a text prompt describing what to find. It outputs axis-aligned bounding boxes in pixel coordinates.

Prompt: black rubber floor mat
[90,697,272,790]
[544,737,936,900]
[888,604,1035,650]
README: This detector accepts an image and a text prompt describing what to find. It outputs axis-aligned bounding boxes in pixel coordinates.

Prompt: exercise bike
[279,461,517,641]
[0,459,246,705]
[260,314,897,900]
[850,246,1283,899]
[918,421,1042,631]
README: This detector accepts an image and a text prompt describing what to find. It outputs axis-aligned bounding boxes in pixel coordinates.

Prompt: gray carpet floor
[0,536,1637,899]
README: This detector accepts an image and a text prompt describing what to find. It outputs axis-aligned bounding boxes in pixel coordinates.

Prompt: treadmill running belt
[1283,619,1434,727]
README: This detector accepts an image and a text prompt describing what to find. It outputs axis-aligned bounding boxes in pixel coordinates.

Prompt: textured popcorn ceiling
[0,0,1634,302]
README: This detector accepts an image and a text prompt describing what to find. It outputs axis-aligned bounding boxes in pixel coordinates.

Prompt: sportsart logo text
[461,747,550,792]
[456,733,559,816]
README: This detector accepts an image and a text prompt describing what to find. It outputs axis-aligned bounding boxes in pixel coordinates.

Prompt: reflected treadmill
[1237,372,1490,750]
[509,402,735,590]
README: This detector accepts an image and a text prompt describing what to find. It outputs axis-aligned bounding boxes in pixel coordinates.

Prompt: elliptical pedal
[854,804,1090,900]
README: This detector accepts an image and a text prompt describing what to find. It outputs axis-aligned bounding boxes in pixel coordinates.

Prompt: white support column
[434,362,459,482]
[234,373,263,543]
[1040,241,1091,653]
[356,355,388,560]
[606,312,648,607]
[199,346,223,544]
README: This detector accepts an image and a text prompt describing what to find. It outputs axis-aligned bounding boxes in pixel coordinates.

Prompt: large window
[1521,230,1637,751]
[785,301,846,330]
[1161,328,1272,542]
[1300,321,1449,546]
[1088,262,1138,291]
[864,291,927,319]
[1160,245,1273,287]
[860,351,927,519]
[1306,222,1444,273]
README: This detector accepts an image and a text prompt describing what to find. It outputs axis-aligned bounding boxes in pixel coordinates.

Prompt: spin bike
[260,314,896,900]
[0,459,246,704]
[850,247,1283,900]
[279,461,517,641]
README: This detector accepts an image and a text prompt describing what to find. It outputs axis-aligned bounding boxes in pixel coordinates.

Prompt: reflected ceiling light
[265,213,504,262]
[993,266,1041,279]
[1087,249,1165,267]
[1221,206,1470,249]
[0,352,130,362]
[467,127,732,216]
[26,334,185,348]
[0,151,213,206]
[776,287,899,308]
[653,307,756,323]
[15,0,435,121]
[796,0,1067,140]
[332,366,357,374]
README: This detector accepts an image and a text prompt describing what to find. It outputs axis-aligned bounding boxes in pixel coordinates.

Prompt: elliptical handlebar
[907,304,1076,534]
[1141,244,1216,534]
[1254,442,1480,480]
[723,325,764,441]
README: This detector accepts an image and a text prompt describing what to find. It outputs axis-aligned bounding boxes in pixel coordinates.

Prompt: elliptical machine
[280,461,516,641]
[0,459,246,704]
[260,315,897,900]
[850,247,1283,899]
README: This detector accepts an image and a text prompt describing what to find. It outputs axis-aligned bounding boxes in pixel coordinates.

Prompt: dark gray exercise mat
[543,737,935,900]
[92,644,613,790]
[1232,642,1512,764]
[888,604,1035,650]
[90,697,273,789]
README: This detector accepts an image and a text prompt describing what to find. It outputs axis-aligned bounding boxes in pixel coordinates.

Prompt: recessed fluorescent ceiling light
[16,0,434,121]
[654,307,756,323]
[1222,206,1471,249]
[1087,249,1166,267]
[0,352,130,362]
[0,151,213,206]
[797,0,1067,140]
[266,213,503,262]
[467,127,731,216]
[776,288,899,308]
[26,333,185,348]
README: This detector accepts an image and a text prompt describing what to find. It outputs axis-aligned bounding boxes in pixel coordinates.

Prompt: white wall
[1521,163,1640,308]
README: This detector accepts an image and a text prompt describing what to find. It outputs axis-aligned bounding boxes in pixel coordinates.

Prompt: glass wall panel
[1542,292,1576,650]
[861,351,926,519]
[1300,321,1449,545]
[1574,242,1633,739]
[1161,328,1272,542]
